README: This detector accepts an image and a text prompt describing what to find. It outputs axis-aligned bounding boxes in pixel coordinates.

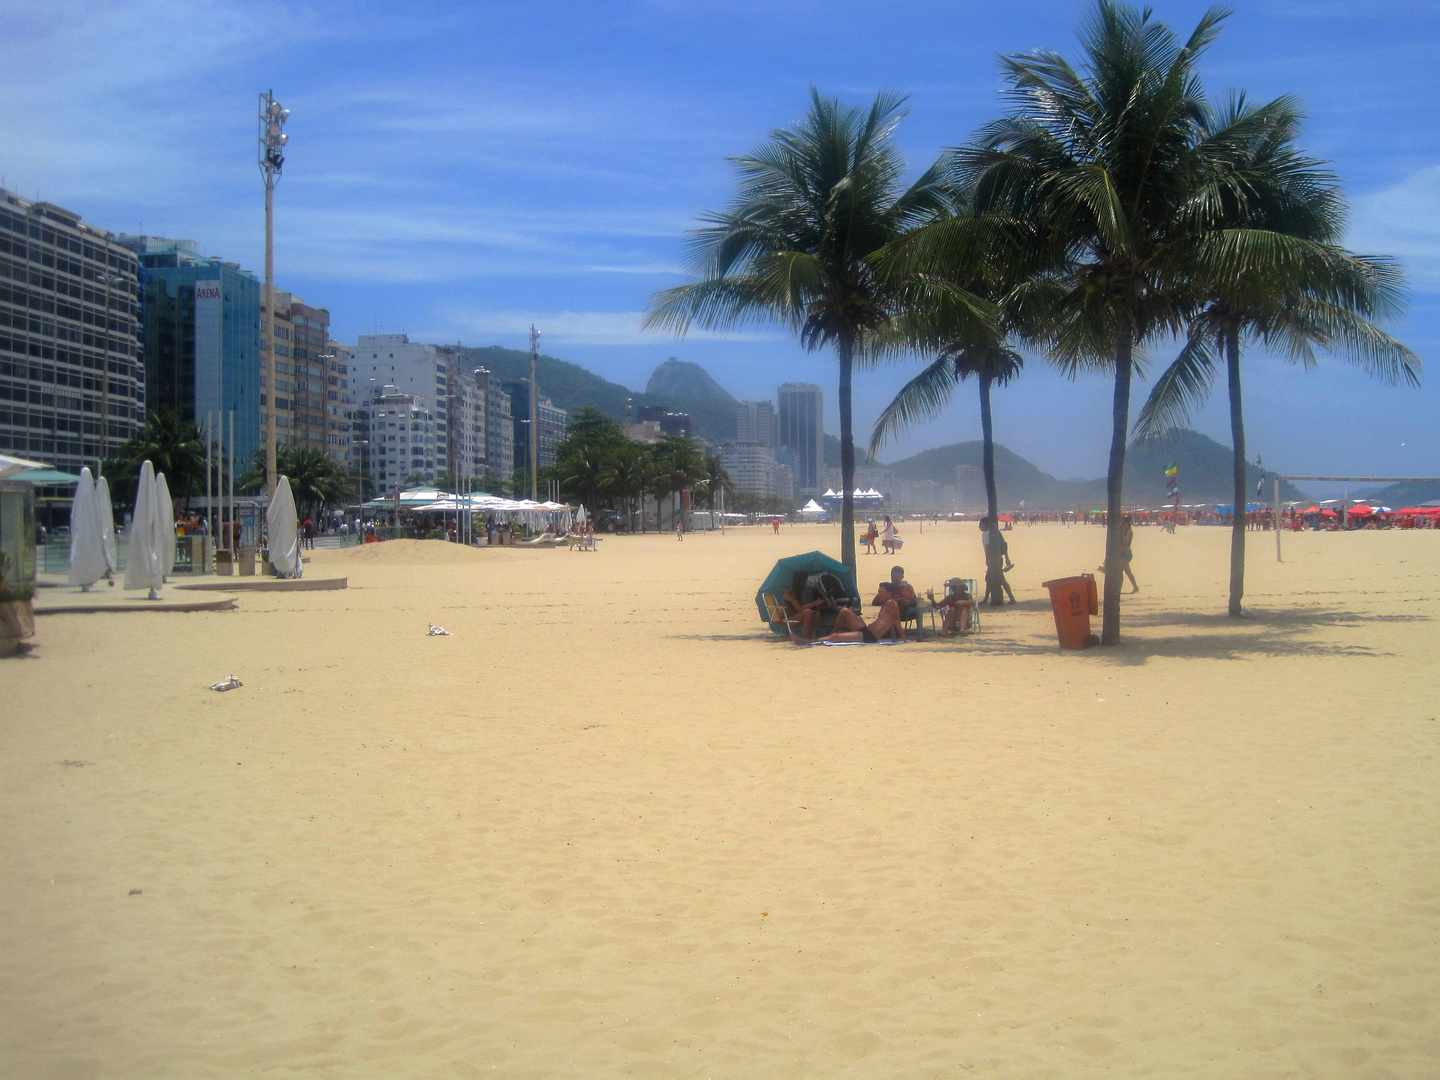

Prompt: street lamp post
[529,325,539,502]
[258,90,289,498]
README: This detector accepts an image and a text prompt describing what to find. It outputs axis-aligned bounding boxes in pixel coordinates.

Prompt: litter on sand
[427,624,452,636]
[210,675,243,691]
[809,639,905,647]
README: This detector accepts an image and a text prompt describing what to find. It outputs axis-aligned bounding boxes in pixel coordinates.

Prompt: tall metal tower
[258,90,289,497]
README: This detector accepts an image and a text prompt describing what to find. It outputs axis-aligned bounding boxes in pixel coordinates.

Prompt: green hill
[883,428,1307,508]
[1363,479,1440,507]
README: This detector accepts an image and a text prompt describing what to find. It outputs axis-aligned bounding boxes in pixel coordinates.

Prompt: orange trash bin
[1041,573,1099,649]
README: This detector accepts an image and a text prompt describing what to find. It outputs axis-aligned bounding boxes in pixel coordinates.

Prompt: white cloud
[1349,165,1440,293]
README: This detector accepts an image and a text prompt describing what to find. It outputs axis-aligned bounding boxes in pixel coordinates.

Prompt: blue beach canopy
[755,550,859,626]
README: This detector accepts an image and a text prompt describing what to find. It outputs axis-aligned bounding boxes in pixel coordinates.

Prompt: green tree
[870,196,1046,603]
[103,406,205,507]
[1134,97,1420,616]
[239,445,354,520]
[646,89,971,569]
[649,435,707,531]
[957,0,1272,643]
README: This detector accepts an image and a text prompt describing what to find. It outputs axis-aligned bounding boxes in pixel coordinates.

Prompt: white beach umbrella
[67,467,107,588]
[575,504,587,524]
[267,475,302,578]
[124,460,164,595]
[154,472,176,580]
[95,475,118,574]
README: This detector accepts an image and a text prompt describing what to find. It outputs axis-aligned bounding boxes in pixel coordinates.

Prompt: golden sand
[4,522,1438,1078]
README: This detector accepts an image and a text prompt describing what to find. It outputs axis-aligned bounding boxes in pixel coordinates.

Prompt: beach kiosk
[0,454,44,655]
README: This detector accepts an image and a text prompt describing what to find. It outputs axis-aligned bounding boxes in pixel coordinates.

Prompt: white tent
[124,460,164,596]
[155,472,176,580]
[95,474,117,574]
[67,467,108,588]
[799,498,829,520]
[267,475,303,578]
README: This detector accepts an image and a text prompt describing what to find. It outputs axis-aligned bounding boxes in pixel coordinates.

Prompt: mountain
[883,428,1308,508]
[645,358,737,404]
[1363,479,1440,507]
[455,346,737,442]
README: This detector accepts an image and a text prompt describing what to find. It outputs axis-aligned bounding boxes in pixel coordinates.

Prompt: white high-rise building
[736,400,776,447]
[955,464,985,510]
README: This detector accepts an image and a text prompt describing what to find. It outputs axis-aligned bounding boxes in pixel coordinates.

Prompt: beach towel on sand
[808,639,905,646]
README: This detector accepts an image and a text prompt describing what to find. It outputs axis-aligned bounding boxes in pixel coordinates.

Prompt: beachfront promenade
[4,521,1438,1078]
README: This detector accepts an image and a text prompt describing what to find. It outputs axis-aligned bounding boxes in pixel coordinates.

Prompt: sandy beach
[4,521,1438,1078]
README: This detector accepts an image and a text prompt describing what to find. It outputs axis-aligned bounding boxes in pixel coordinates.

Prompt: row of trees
[545,408,732,530]
[646,0,1419,643]
[101,407,359,523]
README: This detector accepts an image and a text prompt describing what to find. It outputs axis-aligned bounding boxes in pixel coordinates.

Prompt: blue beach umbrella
[755,550,859,627]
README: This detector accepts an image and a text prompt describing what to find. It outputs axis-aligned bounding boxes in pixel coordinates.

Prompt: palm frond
[1133,327,1219,441]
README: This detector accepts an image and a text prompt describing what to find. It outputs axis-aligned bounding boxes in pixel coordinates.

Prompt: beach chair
[955,578,980,634]
[761,593,801,637]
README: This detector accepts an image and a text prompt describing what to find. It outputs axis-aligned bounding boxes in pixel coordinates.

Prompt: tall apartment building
[349,335,514,485]
[323,340,353,468]
[267,292,332,456]
[432,345,488,484]
[777,383,823,496]
[1,191,144,475]
[120,235,267,468]
[719,443,793,501]
[735,400,776,447]
[505,378,570,476]
[472,366,513,483]
[955,464,985,510]
[351,334,451,473]
[354,384,437,493]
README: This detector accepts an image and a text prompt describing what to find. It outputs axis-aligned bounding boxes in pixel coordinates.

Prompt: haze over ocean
[5,0,1436,484]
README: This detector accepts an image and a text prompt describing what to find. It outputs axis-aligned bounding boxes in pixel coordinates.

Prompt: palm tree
[1135,98,1420,616]
[599,443,650,531]
[648,436,707,531]
[695,453,734,525]
[956,0,1277,644]
[238,445,352,520]
[645,89,974,569]
[105,406,205,506]
[870,192,1050,603]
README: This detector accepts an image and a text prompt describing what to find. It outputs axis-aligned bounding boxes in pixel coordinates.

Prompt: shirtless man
[796,582,907,644]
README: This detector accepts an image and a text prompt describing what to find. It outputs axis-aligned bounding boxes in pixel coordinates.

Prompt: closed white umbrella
[124,460,164,596]
[67,467,107,588]
[95,475,117,574]
[267,475,302,578]
[155,472,176,580]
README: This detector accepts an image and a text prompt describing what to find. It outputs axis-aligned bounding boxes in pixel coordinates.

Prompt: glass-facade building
[0,190,144,475]
[778,382,823,496]
[117,236,262,468]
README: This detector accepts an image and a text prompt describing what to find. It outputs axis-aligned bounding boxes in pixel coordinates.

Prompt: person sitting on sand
[796,582,906,644]
[782,572,827,641]
[927,578,974,637]
[878,565,917,621]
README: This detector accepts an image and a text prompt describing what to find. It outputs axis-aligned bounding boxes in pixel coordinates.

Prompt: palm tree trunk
[838,335,857,571]
[1226,324,1246,618]
[979,372,1004,607]
[1101,324,1134,646]
[980,373,998,524]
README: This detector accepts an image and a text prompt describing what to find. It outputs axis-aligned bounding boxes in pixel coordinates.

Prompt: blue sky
[4,0,1438,484]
